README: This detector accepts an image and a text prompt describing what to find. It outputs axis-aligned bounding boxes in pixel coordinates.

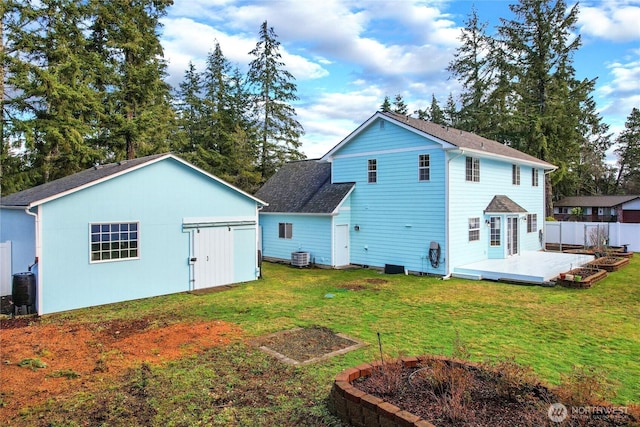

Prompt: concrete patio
[452,251,594,284]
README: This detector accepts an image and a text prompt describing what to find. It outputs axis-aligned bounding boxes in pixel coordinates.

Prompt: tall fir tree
[444,93,459,127]
[380,96,392,112]
[88,0,176,160]
[3,0,103,190]
[429,94,445,125]
[392,94,408,115]
[615,108,640,193]
[246,21,304,182]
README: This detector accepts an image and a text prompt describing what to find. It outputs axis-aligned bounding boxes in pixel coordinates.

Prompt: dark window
[278,222,292,239]
[419,154,430,181]
[90,222,139,262]
[490,217,501,246]
[532,168,539,186]
[368,159,377,183]
[527,214,537,233]
[512,165,520,185]
[466,157,480,182]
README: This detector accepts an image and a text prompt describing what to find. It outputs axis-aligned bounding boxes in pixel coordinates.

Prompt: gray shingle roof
[382,112,555,168]
[555,195,640,208]
[255,160,354,214]
[1,154,168,207]
[485,195,527,213]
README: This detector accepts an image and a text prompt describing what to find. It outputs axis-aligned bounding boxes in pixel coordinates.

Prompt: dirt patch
[0,317,243,422]
[337,278,388,291]
[252,326,366,364]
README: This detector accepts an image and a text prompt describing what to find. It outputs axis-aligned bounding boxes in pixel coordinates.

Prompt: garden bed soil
[335,356,637,427]
[0,316,244,423]
[556,267,608,288]
[588,256,631,272]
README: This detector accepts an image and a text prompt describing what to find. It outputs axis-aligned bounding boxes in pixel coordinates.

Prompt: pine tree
[247,21,304,181]
[380,96,392,112]
[176,61,205,153]
[392,94,408,115]
[615,108,640,193]
[444,93,459,127]
[429,95,445,125]
[88,0,176,160]
[3,0,103,188]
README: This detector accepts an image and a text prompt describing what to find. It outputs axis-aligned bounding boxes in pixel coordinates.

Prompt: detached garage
[0,154,266,315]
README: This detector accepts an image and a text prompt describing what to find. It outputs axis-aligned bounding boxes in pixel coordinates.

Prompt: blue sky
[160,0,640,160]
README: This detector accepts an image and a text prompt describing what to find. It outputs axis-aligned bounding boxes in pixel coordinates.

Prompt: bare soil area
[0,316,243,422]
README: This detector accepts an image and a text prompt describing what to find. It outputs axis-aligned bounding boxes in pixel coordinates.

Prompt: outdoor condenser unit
[291,251,310,267]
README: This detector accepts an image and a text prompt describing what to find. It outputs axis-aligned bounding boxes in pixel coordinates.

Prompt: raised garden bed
[587,256,630,272]
[556,267,608,288]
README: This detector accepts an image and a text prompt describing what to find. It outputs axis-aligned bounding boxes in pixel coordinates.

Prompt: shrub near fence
[545,222,640,252]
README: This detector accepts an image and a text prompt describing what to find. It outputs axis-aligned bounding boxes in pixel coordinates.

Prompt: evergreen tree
[392,94,408,115]
[176,61,205,153]
[447,6,493,133]
[380,96,392,112]
[246,21,304,182]
[444,93,459,127]
[3,0,103,189]
[88,0,176,160]
[615,108,640,193]
[429,94,445,125]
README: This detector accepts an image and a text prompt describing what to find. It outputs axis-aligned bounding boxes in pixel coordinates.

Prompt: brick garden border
[328,355,473,427]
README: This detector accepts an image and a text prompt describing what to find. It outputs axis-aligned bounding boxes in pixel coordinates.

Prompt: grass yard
[2,256,639,426]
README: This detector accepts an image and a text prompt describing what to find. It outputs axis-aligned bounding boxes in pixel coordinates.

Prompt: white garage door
[192,227,234,289]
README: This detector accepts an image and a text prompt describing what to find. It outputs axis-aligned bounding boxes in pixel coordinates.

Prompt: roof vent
[93,164,101,170]
[117,160,127,166]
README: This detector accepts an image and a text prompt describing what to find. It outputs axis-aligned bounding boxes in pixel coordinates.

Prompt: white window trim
[512,164,520,185]
[89,221,140,264]
[368,159,377,183]
[466,157,480,182]
[419,154,430,182]
[278,222,293,239]
[468,217,480,242]
[490,217,501,246]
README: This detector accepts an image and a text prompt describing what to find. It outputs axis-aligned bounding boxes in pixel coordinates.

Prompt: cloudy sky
[160,0,640,159]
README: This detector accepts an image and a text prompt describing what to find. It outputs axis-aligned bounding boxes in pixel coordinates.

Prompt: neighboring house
[553,195,640,223]
[0,153,266,315]
[256,111,555,277]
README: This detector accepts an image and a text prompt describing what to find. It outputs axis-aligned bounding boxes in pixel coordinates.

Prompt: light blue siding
[38,158,258,314]
[332,120,446,274]
[0,208,36,278]
[234,227,258,282]
[448,154,546,270]
[260,214,333,266]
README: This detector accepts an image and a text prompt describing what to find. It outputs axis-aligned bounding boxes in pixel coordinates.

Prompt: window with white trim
[278,222,292,239]
[90,222,139,262]
[532,168,539,186]
[466,156,480,182]
[527,214,537,233]
[368,159,377,183]
[468,217,480,241]
[512,164,520,185]
[490,217,501,246]
[419,154,430,181]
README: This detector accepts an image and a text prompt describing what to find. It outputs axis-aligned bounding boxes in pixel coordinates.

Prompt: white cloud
[599,51,640,120]
[578,3,640,42]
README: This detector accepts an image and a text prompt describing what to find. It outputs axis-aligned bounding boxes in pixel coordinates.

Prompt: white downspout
[443,150,465,279]
[24,205,42,315]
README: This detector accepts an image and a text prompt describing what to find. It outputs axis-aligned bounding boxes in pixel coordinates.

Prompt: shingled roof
[555,195,640,208]
[322,111,555,169]
[255,160,354,214]
[484,195,527,213]
[1,153,266,208]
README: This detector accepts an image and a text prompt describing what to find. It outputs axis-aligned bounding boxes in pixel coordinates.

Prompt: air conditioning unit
[291,251,310,267]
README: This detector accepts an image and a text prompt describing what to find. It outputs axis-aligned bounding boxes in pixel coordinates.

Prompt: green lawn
[14,256,640,425]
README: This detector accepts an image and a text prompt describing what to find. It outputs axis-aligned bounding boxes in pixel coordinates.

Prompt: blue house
[0,153,266,315]
[257,111,560,280]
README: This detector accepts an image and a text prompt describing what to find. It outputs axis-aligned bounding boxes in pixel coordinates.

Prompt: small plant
[18,358,47,371]
[489,356,537,401]
[47,369,81,379]
[366,358,405,396]
[451,329,471,360]
[557,365,616,406]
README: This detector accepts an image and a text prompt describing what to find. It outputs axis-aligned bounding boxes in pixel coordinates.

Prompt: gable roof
[555,195,640,208]
[0,153,266,208]
[322,111,556,170]
[485,195,527,214]
[255,160,354,214]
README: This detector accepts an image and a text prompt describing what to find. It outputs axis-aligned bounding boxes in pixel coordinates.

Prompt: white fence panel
[544,222,640,252]
[0,241,12,296]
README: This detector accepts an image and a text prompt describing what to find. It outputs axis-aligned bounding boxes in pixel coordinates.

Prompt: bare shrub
[489,356,539,401]
[365,358,406,396]
[557,365,616,406]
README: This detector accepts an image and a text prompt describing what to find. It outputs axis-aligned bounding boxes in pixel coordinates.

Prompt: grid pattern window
[368,159,377,183]
[512,165,520,185]
[90,222,139,262]
[278,222,292,239]
[465,157,480,182]
[532,168,539,186]
[490,217,501,246]
[527,214,537,233]
[419,154,430,181]
[468,217,480,241]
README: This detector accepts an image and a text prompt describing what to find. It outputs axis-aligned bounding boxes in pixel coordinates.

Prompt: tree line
[382,0,639,210]
[1,1,303,195]
[2,0,638,203]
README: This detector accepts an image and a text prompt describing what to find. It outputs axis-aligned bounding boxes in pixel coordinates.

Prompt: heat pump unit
[291,251,310,267]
